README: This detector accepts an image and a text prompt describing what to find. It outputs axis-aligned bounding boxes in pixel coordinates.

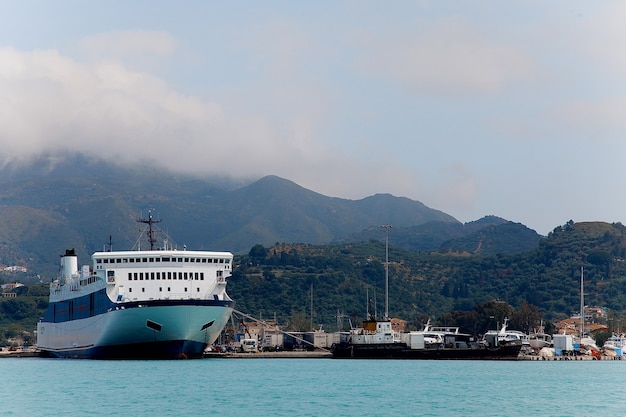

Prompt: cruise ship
[36,212,234,359]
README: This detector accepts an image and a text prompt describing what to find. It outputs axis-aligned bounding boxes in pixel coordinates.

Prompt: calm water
[2,358,625,416]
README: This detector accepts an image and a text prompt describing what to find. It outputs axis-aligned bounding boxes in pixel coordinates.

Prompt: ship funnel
[61,248,79,284]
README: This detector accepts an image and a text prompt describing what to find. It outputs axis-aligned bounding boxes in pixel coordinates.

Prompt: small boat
[528,321,552,349]
[482,318,530,349]
[36,211,235,359]
[602,334,626,357]
[330,317,522,360]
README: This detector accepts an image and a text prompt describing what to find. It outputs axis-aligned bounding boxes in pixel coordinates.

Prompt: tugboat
[36,211,234,359]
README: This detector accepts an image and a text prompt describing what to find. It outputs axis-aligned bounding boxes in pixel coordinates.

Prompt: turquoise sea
[2,358,625,416]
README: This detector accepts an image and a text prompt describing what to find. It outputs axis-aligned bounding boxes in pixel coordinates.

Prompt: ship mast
[137,209,162,251]
[580,266,584,339]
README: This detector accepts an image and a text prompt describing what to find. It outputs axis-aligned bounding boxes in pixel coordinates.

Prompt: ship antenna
[137,209,162,251]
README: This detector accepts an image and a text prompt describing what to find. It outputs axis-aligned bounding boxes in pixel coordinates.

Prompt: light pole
[381,225,392,320]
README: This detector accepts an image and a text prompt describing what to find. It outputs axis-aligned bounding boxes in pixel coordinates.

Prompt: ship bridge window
[200,273,204,280]
[142,258,148,262]
[116,259,121,263]
[162,257,170,262]
[149,258,154,262]
[201,258,206,263]
[185,258,190,262]
[96,259,102,264]
[225,259,231,264]
[129,258,135,263]
[155,258,160,263]
[219,259,224,264]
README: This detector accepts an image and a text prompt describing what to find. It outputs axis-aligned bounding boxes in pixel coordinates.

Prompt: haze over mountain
[0,157,540,277]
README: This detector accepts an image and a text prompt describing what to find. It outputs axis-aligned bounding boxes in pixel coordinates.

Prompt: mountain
[0,158,485,277]
[344,215,541,255]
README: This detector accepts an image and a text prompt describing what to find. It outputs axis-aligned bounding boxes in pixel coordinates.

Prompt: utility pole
[381,224,392,320]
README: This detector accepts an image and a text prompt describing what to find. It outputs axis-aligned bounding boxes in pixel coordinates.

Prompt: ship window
[156,272,161,280]
[116,259,121,263]
[167,272,171,280]
[96,259,102,264]
[159,287,162,292]
[123,258,128,263]
[103,259,109,264]
[178,272,183,280]
[217,270,223,277]
[194,273,199,280]
[140,273,144,280]
[142,288,145,292]
[178,257,183,262]
[219,259,224,264]
[142,258,148,262]
[149,258,154,262]
[190,258,195,263]
[134,272,138,280]
[155,258,160,263]
[184,258,189,263]
[162,257,170,262]
[200,273,204,280]
[184,272,188,280]
[225,259,231,264]
[208,258,213,263]
[129,288,132,292]
[184,287,187,292]
[197,288,200,292]
[167,287,171,291]
[171,258,176,263]
[150,272,155,280]
[129,258,135,263]
[128,273,132,280]
[201,258,206,263]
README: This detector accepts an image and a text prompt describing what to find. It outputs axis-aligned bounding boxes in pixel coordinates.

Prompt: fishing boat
[330,317,522,360]
[36,211,234,359]
[482,318,530,349]
[528,321,552,349]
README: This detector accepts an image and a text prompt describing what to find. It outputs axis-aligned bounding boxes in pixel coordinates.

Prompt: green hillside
[228,221,626,333]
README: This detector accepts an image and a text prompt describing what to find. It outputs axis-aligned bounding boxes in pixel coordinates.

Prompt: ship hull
[330,342,521,360]
[37,301,233,359]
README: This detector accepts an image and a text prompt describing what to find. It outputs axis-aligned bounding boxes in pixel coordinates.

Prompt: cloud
[0,34,351,188]
[355,17,535,95]
[79,30,178,61]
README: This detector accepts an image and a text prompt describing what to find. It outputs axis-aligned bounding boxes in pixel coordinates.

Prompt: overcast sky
[1,1,625,235]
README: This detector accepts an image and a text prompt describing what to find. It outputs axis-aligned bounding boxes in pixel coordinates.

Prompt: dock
[204,350,332,359]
